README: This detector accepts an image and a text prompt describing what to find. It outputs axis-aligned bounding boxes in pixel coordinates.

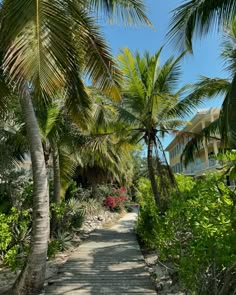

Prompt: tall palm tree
[168,0,236,147]
[0,1,150,294]
[117,48,202,211]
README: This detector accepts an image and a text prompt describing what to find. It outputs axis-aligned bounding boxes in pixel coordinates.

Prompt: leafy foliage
[136,177,159,249]
[0,208,31,270]
[137,174,236,293]
[168,0,236,52]
[50,199,85,233]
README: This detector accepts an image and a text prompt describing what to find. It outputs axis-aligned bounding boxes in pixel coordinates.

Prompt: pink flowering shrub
[103,187,127,212]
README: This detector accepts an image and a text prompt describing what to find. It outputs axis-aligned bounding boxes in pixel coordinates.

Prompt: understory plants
[137,174,236,294]
[0,208,31,270]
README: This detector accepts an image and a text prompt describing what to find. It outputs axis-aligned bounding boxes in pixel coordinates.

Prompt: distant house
[165,108,221,177]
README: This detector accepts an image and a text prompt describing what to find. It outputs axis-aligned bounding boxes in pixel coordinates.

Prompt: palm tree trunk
[147,137,161,210]
[51,143,61,235]
[9,93,49,295]
[156,136,178,189]
[52,144,61,205]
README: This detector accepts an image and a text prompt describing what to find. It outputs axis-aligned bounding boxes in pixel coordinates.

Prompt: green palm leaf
[222,73,236,147]
[168,0,236,51]
[221,18,236,74]
[87,0,151,25]
[181,118,221,166]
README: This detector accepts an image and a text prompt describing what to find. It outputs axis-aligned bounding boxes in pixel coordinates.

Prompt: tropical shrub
[91,184,116,201]
[47,232,72,259]
[136,177,159,249]
[103,187,127,212]
[50,198,85,233]
[137,174,236,293]
[0,171,33,213]
[0,208,31,269]
[78,198,104,217]
[64,181,80,201]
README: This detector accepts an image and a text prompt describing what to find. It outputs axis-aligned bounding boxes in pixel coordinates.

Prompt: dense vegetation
[0,175,131,270]
[0,0,236,294]
[137,171,236,294]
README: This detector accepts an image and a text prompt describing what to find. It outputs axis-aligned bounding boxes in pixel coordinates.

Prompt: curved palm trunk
[147,137,161,210]
[9,93,49,295]
[51,144,61,235]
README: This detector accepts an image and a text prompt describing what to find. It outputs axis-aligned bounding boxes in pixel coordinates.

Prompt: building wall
[166,109,221,176]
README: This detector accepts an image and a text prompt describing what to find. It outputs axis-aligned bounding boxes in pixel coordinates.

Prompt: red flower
[120,187,126,193]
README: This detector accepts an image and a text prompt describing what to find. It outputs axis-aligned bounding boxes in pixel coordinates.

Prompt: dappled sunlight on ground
[43,213,156,295]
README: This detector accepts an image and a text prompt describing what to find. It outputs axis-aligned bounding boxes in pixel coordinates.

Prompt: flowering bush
[103,187,127,211]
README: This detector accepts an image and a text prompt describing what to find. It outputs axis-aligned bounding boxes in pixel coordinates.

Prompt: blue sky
[100,0,227,148]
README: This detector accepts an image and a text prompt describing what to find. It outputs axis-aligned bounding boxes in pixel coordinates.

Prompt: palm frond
[221,73,236,147]
[168,0,236,51]
[118,48,147,108]
[70,5,122,100]
[2,0,71,97]
[167,77,230,119]
[153,51,185,95]
[118,105,141,125]
[221,18,236,76]
[0,114,28,170]
[158,119,188,135]
[59,145,80,192]
[181,118,221,166]
[38,103,61,140]
[87,0,151,26]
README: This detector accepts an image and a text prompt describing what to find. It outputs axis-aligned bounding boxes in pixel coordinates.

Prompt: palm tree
[168,1,236,147]
[0,1,150,294]
[75,88,137,196]
[117,48,202,211]
[36,102,85,235]
[179,19,236,166]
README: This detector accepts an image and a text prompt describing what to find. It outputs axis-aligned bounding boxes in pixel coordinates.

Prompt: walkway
[44,212,156,294]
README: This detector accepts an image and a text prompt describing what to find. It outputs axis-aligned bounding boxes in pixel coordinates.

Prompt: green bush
[47,240,60,258]
[137,174,236,293]
[51,198,85,233]
[0,213,12,253]
[0,208,31,269]
[64,181,79,201]
[136,177,159,249]
[0,171,33,213]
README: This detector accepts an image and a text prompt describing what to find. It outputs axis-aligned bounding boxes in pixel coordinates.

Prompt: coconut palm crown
[117,48,203,210]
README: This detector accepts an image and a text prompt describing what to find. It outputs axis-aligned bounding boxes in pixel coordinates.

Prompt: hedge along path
[43,211,157,294]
